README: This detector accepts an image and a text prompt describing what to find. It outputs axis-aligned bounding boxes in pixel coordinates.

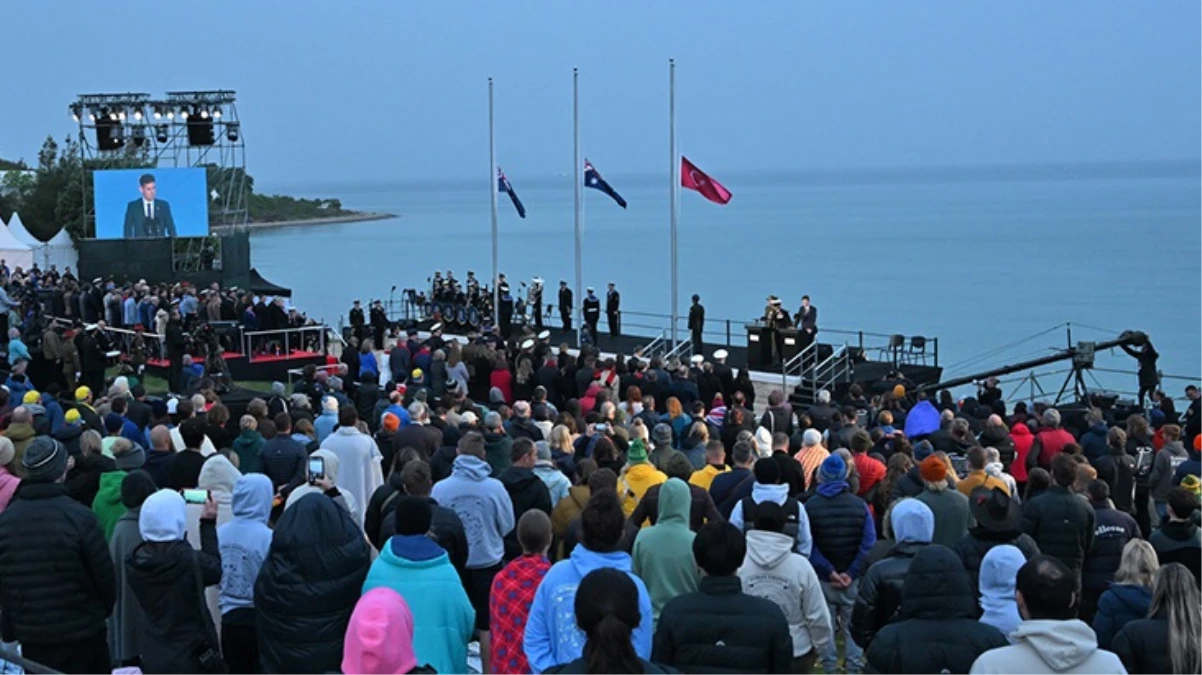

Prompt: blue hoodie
[523,545,654,673]
[217,474,274,615]
[891,498,934,544]
[41,393,65,434]
[363,535,475,675]
[978,544,1025,641]
[315,408,338,443]
[429,455,514,568]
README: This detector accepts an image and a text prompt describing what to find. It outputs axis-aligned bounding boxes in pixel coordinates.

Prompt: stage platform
[145,350,329,383]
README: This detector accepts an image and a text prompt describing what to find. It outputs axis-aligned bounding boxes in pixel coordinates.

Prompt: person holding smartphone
[126,489,224,673]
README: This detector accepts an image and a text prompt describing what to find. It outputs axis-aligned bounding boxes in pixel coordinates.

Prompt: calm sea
[251,161,1201,398]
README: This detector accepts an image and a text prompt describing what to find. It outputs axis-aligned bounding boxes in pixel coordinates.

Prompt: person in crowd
[1149,486,1201,584]
[342,587,437,675]
[653,521,793,673]
[806,452,876,673]
[1111,563,1200,675]
[620,438,667,518]
[168,400,218,455]
[969,555,1126,674]
[204,403,233,455]
[430,431,515,670]
[231,414,264,474]
[107,469,157,667]
[768,431,805,496]
[864,545,1008,673]
[54,406,85,457]
[632,478,700,623]
[141,425,173,489]
[0,436,115,673]
[1150,424,1188,520]
[1095,426,1137,516]
[729,457,813,556]
[256,493,371,674]
[1021,454,1097,580]
[260,412,307,499]
[363,496,475,674]
[848,430,885,498]
[955,487,1040,591]
[4,406,38,472]
[1025,408,1075,472]
[738,500,833,673]
[959,445,1011,496]
[710,440,755,515]
[793,428,829,492]
[93,437,146,540]
[534,441,572,506]
[629,452,722,532]
[315,395,340,443]
[0,437,16,515]
[979,414,1017,467]
[378,460,469,577]
[525,489,653,672]
[65,428,112,507]
[286,448,360,524]
[490,510,553,675]
[547,568,669,674]
[322,405,385,525]
[1024,466,1052,501]
[977,544,1027,639]
[126,489,223,674]
[648,422,679,470]
[395,402,443,463]
[167,417,209,490]
[216,473,273,674]
[915,453,972,548]
[851,498,935,649]
[499,437,553,559]
[552,458,597,548]
[1093,539,1159,650]
[1079,408,1111,464]
[1081,479,1140,624]
[688,439,729,491]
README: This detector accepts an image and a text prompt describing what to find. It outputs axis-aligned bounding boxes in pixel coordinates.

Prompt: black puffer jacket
[1095,449,1137,514]
[1021,486,1096,576]
[864,546,1009,674]
[64,451,116,508]
[499,466,552,560]
[978,426,1016,468]
[952,526,1040,592]
[850,541,927,648]
[652,575,793,674]
[1082,502,1139,592]
[1111,614,1173,675]
[255,493,371,674]
[0,481,116,644]
[125,519,221,674]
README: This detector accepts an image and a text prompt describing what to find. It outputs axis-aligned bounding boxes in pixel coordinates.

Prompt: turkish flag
[680,156,732,205]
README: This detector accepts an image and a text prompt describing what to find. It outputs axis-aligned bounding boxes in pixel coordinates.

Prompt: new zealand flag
[497,167,526,218]
[584,160,627,209]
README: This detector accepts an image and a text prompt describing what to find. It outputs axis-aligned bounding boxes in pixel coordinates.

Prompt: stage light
[70,104,81,122]
[200,109,209,119]
[212,108,222,119]
[133,109,143,121]
[225,122,240,142]
[131,125,147,148]
[166,110,175,120]
[155,124,169,143]
[153,108,162,120]
[180,110,189,120]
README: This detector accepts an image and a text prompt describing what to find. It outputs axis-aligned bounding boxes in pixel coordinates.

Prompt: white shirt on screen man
[143,198,154,220]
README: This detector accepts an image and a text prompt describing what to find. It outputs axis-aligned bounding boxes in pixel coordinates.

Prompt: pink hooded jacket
[0,466,19,514]
[342,587,418,675]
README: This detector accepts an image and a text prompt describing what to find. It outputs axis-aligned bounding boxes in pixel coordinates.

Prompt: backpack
[1134,444,1156,479]
[740,495,802,545]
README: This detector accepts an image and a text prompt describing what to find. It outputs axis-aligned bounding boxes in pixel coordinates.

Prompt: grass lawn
[106,368,279,397]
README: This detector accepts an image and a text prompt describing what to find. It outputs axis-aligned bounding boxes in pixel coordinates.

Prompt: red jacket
[1033,427,1075,470]
[854,453,886,499]
[490,368,514,405]
[1009,423,1033,482]
[489,554,551,674]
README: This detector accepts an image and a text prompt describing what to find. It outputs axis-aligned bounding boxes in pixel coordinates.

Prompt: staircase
[786,342,855,407]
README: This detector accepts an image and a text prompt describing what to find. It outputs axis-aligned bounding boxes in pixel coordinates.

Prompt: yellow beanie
[65,409,81,424]
[75,386,91,402]
[22,391,39,405]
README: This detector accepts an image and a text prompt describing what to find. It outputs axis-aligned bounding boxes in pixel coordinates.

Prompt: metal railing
[992,365,1199,409]
[663,337,694,364]
[638,330,671,361]
[99,325,167,359]
[784,342,854,398]
[241,325,327,362]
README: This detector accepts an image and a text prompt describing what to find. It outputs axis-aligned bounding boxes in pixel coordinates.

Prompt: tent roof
[5,212,41,247]
[47,227,73,248]
[248,268,292,298]
[0,216,33,252]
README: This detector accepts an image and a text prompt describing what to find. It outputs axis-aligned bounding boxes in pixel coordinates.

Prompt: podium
[745,324,770,368]
[779,327,801,364]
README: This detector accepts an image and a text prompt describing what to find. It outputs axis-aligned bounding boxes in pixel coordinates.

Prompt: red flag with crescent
[680,156,732,205]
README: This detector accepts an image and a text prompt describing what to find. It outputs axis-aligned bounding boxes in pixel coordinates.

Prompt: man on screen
[122,173,177,238]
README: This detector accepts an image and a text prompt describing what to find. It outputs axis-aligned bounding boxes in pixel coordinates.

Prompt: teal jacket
[632,478,700,623]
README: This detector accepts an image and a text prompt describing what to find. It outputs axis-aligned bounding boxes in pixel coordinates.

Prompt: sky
[2,1,1198,185]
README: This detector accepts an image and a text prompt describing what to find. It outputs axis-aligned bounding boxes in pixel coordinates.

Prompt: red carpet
[146,350,320,368]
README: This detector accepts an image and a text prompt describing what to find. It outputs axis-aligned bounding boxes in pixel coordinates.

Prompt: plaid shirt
[489,554,552,674]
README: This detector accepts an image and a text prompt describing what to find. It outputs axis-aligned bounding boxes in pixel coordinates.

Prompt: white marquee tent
[5,212,78,272]
[0,213,33,270]
[6,212,39,248]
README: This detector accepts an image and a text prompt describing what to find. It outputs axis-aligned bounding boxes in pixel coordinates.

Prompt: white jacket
[970,619,1127,674]
[738,529,833,658]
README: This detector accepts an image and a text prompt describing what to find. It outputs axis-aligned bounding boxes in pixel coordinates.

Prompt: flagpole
[489,77,500,323]
[573,67,583,348]
[669,58,679,349]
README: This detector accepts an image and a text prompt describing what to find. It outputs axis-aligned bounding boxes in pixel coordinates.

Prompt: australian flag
[584,160,627,209]
[497,167,526,218]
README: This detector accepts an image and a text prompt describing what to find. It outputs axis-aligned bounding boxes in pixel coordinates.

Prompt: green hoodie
[232,429,264,474]
[92,470,128,541]
[631,477,699,623]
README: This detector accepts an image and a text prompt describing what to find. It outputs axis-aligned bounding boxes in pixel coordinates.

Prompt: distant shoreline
[212,211,396,233]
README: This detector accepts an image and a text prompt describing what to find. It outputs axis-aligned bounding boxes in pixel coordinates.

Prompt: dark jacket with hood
[1149,519,1202,584]
[952,526,1040,592]
[1021,485,1095,576]
[1111,612,1174,675]
[65,451,116,508]
[0,481,117,644]
[652,575,793,674]
[863,546,1009,674]
[850,499,936,649]
[482,429,514,476]
[979,425,1017,468]
[53,422,84,458]
[499,465,552,559]
[255,493,371,674]
[125,518,222,673]
[1095,446,1138,514]
[1079,422,1111,463]
[1092,583,1152,650]
[1082,500,1139,592]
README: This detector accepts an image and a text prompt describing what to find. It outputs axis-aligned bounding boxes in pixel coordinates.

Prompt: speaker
[186,117,215,146]
[95,119,124,151]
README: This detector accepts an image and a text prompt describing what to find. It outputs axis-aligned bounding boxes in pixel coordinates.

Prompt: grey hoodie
[430,454,514,568]
[739,528,833,657]
[1149,440,1187,502]
[216,474,273,615]
[969,619,1126,674]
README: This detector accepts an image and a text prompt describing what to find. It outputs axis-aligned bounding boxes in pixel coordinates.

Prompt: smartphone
[182,489,210,504]
[308,456,325,483]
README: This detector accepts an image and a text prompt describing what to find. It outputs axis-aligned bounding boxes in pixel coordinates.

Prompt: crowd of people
[0,305,1197,674]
